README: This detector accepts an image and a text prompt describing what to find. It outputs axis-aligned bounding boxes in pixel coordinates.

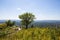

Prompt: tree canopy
[19,12,35,29]
[5,20,15,27]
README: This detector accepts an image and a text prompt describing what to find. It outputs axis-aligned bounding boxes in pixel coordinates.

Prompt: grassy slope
[0,27,60,40]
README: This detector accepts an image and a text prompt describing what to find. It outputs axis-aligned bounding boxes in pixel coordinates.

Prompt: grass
[0,27,60,40]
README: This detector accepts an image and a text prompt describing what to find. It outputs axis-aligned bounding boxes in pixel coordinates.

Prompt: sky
[0,0,60,20]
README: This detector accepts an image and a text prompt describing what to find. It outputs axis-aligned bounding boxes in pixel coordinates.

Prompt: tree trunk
[26,25,28,29]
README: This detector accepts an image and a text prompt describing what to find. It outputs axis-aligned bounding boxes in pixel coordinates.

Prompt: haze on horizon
[0,0,60,20]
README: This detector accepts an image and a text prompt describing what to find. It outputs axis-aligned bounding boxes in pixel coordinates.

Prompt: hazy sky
[0,0,60,20]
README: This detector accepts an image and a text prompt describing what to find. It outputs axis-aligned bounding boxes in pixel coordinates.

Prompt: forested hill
[0,20,60,27]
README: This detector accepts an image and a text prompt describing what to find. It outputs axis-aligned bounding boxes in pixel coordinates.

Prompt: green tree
[5,20,15,27]
[19,12,35,29]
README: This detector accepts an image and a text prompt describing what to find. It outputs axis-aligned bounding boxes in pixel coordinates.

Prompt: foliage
[5,20,15,27]
[0,23,7,29]
[0,20,16,37]
[0,26,18,37]
[19,12,35,29]
[0,27,60,40]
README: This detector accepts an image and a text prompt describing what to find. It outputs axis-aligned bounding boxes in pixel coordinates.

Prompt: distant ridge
[0,20,60,27]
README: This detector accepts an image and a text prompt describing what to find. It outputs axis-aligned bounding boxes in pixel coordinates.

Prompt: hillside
[0,27,60,40]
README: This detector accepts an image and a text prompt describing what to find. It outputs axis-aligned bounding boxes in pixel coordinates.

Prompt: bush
[0,23,7,29]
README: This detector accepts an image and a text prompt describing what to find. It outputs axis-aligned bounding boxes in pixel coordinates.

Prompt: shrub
[0,23,7,29]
